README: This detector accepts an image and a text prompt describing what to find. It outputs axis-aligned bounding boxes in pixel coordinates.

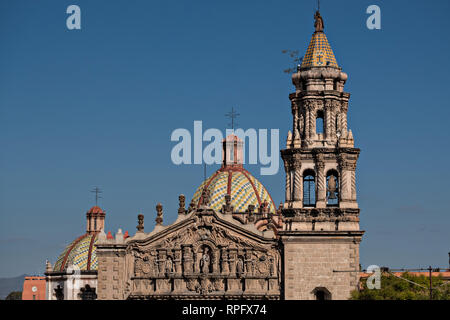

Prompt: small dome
[53,233,98,271]
[87,206,104,214]
[192,167,276,214]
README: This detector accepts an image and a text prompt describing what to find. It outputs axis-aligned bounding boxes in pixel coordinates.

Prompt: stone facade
[97,203,281,300]
[72,11,364,301]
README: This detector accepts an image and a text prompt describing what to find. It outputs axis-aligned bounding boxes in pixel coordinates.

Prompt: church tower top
[300,12,339,69]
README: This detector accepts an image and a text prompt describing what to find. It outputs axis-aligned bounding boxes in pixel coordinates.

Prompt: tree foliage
[352,272,450,300]
[5,291,22,300]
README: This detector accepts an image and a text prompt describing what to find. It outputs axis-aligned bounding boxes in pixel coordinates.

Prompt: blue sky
[0,0,449,277]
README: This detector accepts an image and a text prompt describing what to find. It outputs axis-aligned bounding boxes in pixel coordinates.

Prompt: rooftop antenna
[91,186,102,206]
[225,107,240,130]
[203,163,206,182]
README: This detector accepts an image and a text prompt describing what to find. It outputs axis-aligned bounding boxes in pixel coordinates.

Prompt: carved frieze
[127,210,281,299]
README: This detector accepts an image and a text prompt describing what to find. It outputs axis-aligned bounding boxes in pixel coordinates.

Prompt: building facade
[278,11,363,299]
[47,11,363,300]
[22,276,46,300]
[44,206,125,300]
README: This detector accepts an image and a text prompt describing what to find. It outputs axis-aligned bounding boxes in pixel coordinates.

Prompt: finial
[314,10,324,32]
[137,213,144,232]
[286,130,292,148]
[178,194,186,215]
[225,107,240,130]
[46,260,53,272]
[155,203,163,225]
[90,186,102,206]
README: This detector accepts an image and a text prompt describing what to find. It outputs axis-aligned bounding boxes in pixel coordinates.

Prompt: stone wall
[97,245,127,300]
[280,232,362,300]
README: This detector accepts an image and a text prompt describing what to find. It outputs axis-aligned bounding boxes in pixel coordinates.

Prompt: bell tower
[279,11,364,300]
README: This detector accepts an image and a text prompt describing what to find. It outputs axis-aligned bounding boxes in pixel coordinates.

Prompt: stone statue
[200,247,210,273]
[236,257,244,276]
[137,214,144,232]
[314,11,324,32]
[201,188,210,206]
[165,256,173,274]
[188,200,196,213]
[222,194,233,214]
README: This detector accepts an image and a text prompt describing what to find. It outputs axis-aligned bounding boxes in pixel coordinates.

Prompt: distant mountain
[0,274,28,300]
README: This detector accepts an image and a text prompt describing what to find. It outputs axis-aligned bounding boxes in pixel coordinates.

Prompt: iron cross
[225,107,240,130]
[91,186,102,206]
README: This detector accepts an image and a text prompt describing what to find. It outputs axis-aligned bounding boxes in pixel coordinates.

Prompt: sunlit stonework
[45,11,363,300]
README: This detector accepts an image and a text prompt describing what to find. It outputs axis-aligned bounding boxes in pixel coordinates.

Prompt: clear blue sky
[0,0,449,277]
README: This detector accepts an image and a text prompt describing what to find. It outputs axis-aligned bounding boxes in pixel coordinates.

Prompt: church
[45,11,363,300]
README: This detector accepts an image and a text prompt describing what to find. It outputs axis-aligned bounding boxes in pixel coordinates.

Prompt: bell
[327,175,337,200]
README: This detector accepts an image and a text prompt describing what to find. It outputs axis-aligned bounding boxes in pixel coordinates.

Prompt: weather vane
[225,107,240,130]
[91,186,102,206]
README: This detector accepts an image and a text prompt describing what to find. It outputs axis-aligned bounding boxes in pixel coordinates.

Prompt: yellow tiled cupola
[300,11,339,69]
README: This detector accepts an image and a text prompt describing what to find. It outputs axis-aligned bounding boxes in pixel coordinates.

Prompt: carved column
[157,250,166,276]
[338,155,351,203]
[245,250,252,276]
[315,155,326,207]
[303,101,311,140]
[331,100,339,139]
[285,163,291,203]
[212,249,219,274]
[336,112,341,134]
[174,248,182,275]
[182,245,193,275]
[309,103,316,139]
[351,170,357,201]
[299,113,304,139]
[221,248,229,274]
[325,100,332,141]
[292,100,299,140]
[229,249,237,274]
[292,161,302,205]
[227,249,239,293]
[341,101,348,134]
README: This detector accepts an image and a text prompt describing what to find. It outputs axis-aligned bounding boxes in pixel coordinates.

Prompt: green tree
[352,272,450,300]
[5,291,22,300]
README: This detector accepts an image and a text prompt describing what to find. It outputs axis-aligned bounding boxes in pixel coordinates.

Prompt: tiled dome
[191,167,276,214]
[87,206,104,214]
[300,31,339,69]
[53,233,98,271]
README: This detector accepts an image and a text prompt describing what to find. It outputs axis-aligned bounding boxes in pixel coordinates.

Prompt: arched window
[326,170,339,207]
[303,169,316,207]
[316,110,324,134]
[313,287,331,300]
